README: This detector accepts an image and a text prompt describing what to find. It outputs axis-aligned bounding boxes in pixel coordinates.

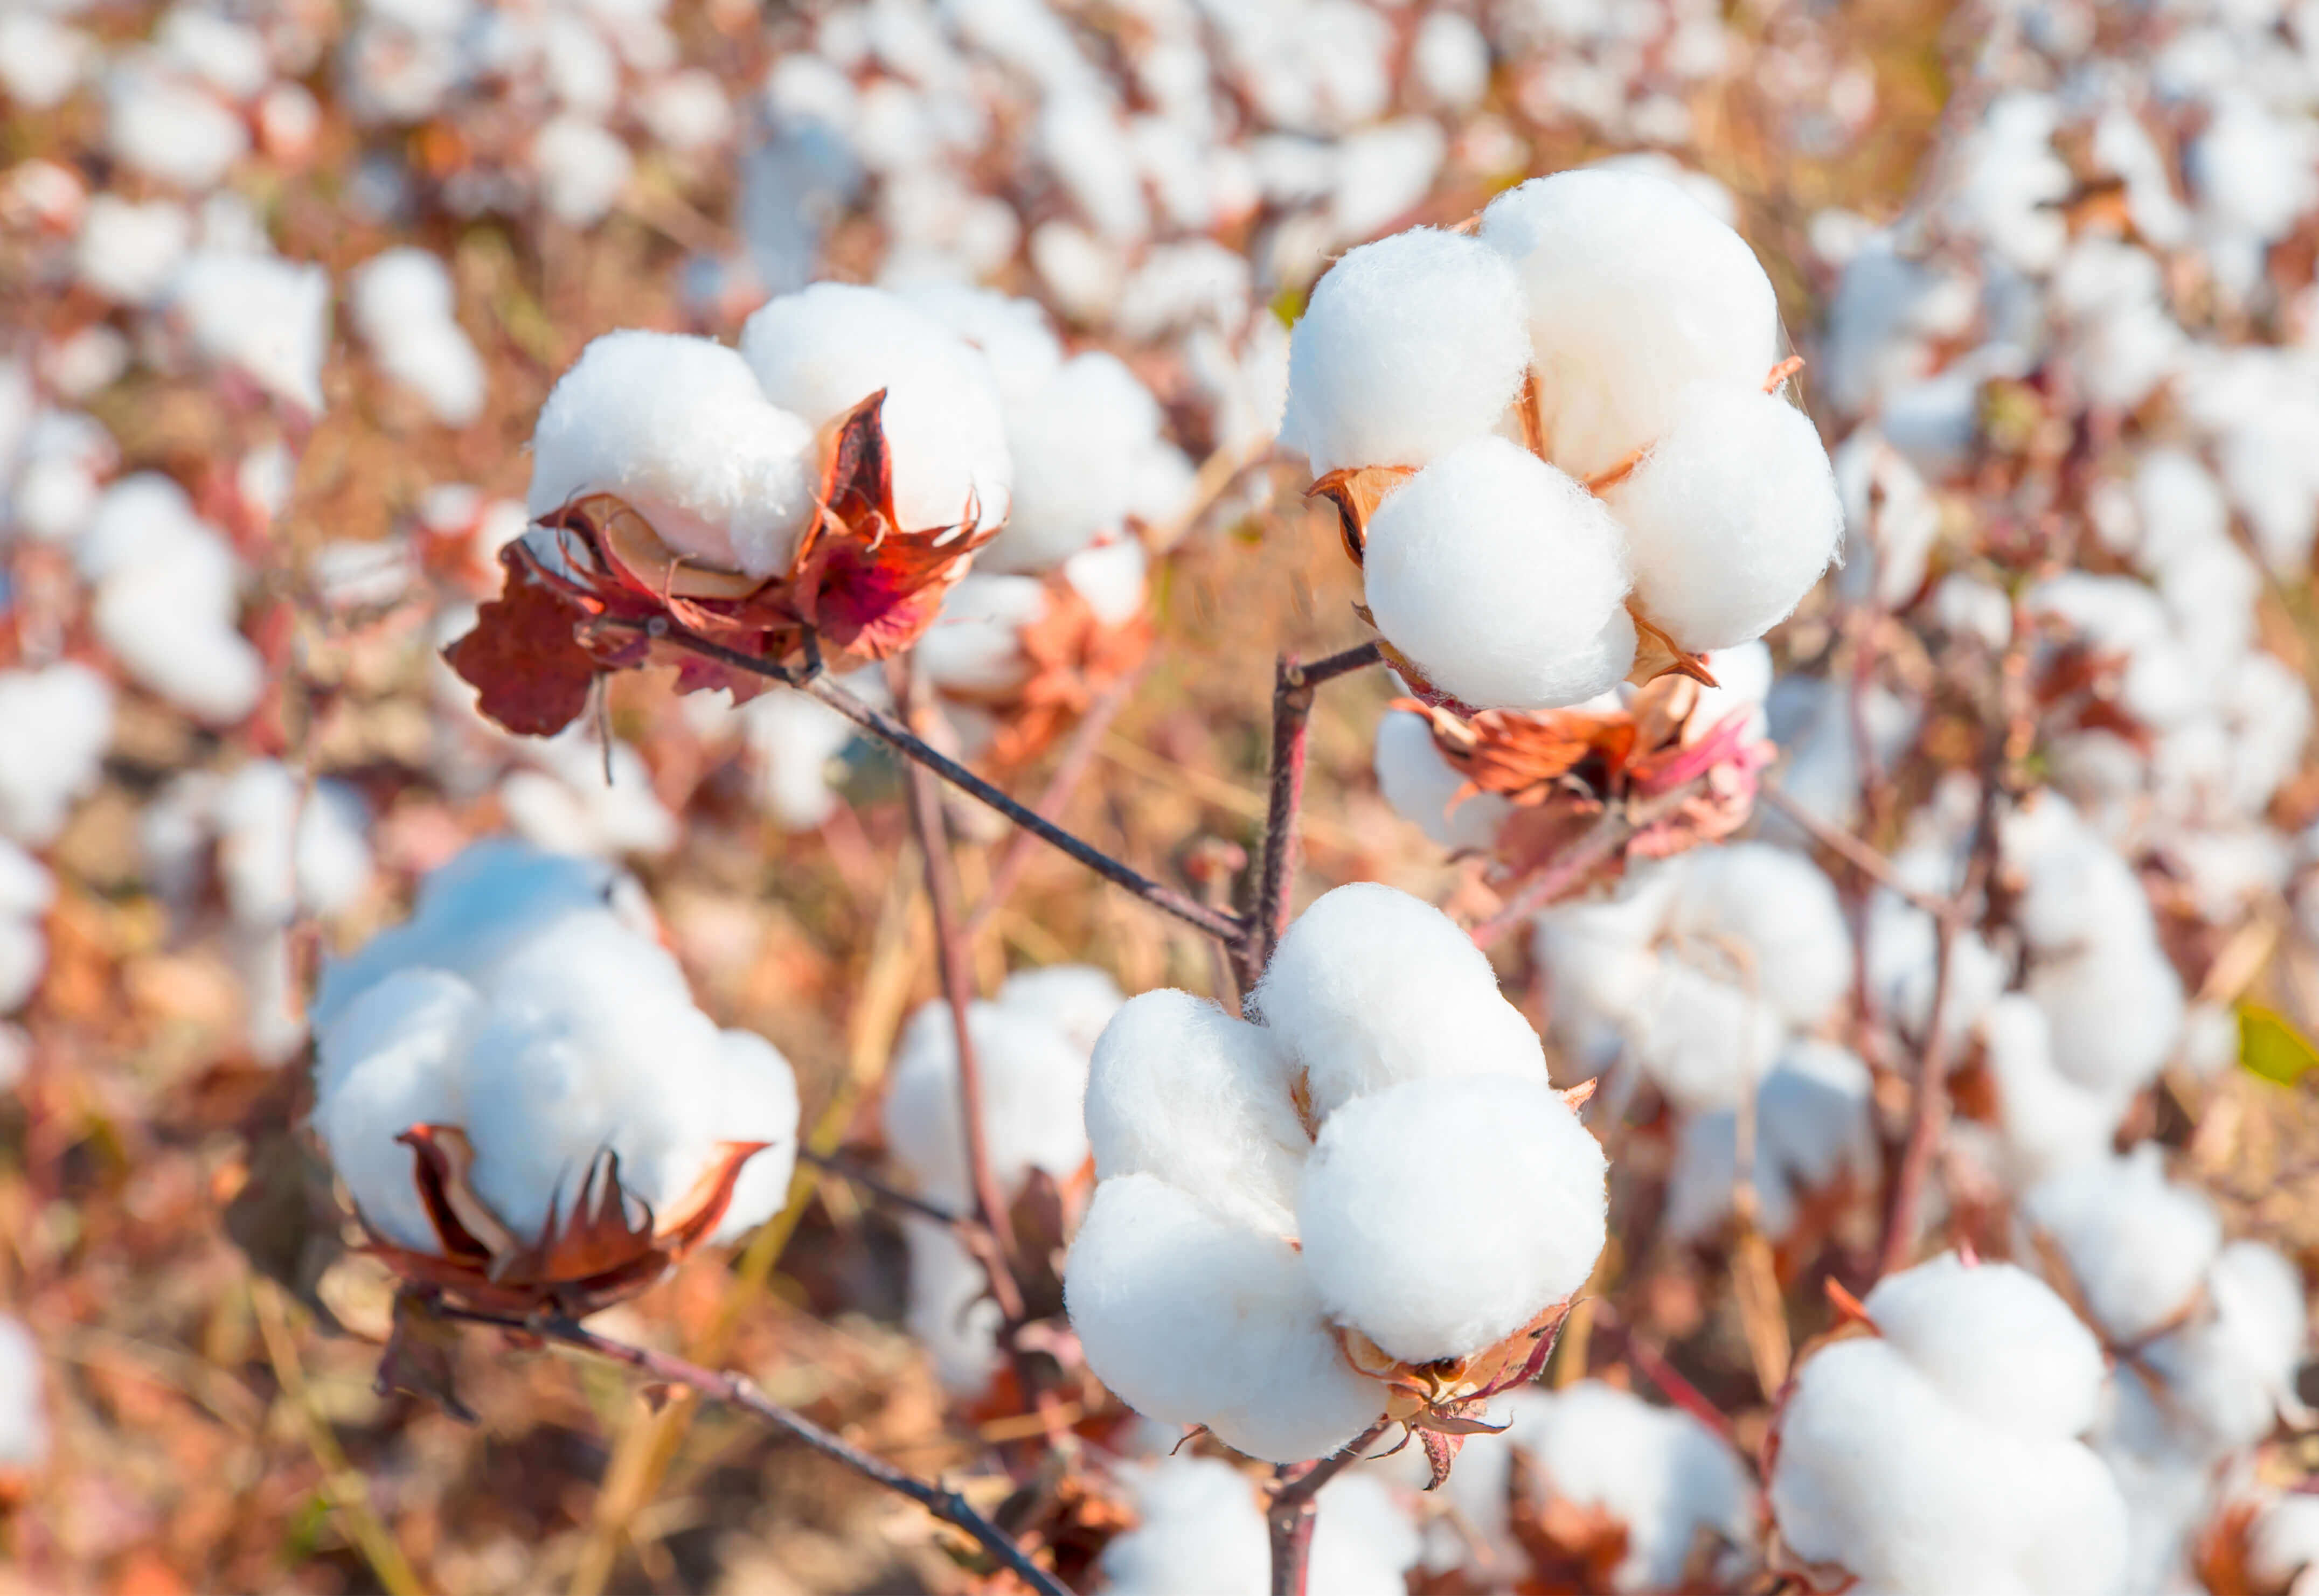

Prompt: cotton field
[9,0,2319,1592]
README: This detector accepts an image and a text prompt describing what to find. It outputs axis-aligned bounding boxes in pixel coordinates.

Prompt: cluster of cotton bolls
[1065,883,1607,1463]
[1098,1455,1417,1596]
[309,841,800,1279]
[1279,165,1843,712]
[879,965,1122,1395]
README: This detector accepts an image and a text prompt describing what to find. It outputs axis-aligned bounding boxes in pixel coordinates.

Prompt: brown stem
[624,621,1242,944]
[1762,785,1949,919]
[1267,1418,1394,1596]
[962,660,1145,939]
[1240,642,1383,991]
[901,693,1025,1316]
[439,1306,1069,1596]
[1466,777,1710,950]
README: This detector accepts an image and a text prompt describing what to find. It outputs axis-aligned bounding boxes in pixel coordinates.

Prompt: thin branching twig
[1267,1418,1395,1596]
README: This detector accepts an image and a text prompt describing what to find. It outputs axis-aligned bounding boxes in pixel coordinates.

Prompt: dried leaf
[1308,465,1415,563]
[442,550,601,736]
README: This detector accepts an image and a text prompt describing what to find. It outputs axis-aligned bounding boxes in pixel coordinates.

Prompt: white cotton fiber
[739,282,1012,535]
[1606,384,1842,652]
[1362,435,1635,709]
[2025,939,2184,1096]
[1863,1254,2107,1442]
[1626,959,1787,1113]
[881,996,1092,1210]
[1064,1172,1383,1463]
[1373,708,1510,852]
[739,687,857,830]
[533,115,633,226]
[1297,1074,1606,1363]
[1277,227,1529,476]
[1061,539,1148,625]
[1980,994,2130,1187]
[1099,1456,1268,1596]
[913,573,1047,695]
[1662,841,1853,1028]
[1480,168,1780,481]
[0,1315,46,1471]
[166,250,330,415]
[0,664,115,846]
[1664,1039,1873,1243]
[311,967,480,1251]
[902,282,1064,403]
[1252,881,1546,1121]
[712,1028,803,1242]
[76,196,192,306]
[2023,1148,2220,1344]
[993,965,1124,1058]
[980,352,1164,572]
[527,331,817,579]
[107,60,248,191]
[351,248,487,427]
[901,1215,1004,1395]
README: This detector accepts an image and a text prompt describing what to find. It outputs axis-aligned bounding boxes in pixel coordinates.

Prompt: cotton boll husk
[166,250,330,415]
[0,664,114,846]
[706,1028,801,1242]
[1064,1172,1383,1463]
[1605,384,1841,652]
[350,248,487,426]
[1373,708,1510,852]
[1664,1040,1872,1243]
[526,331,817,580]
[1298,1074,1606,1364]
[1627,960,1787,1114]
[1981,994,2131,1187]
[2026,938,2184,1096]
[1513,1381,1754,1592]
[1098,1456,1269,1596]
[1253,881,1547,1121]
[2023,1148,2221,1345]
[1082,989,1307,1235]
[901,1215,1005,1395]
[1276,227,1529,476]
[979,353,1163,572]
[311,968,481,1251]
[1864,1254,2107,1442]
[913,573,1047,695]
[0,1316,46,1470]
[882,997,1089,1210]
[992,964,1122,1057]
[1362,436,1636,710]
[1663,842,1853,1028]
[739,282,1012,535]
[1480,168,1780,481]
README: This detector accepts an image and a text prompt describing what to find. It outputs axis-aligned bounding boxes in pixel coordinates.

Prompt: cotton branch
[1267,1417,1395,1596]
[437,1305,1071,1596]
[1466,775,1714,950]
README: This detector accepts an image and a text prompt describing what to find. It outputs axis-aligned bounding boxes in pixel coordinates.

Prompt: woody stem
[1465,776,1714,950]
[1266,1418,1394,1596]
[1239,641,1384,992]
[437,1306,1069,1596]
[629,621,1242,943]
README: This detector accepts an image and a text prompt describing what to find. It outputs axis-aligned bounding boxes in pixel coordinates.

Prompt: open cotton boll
[1298,1074,1605,1364]
[739,282,1012,535]
[1606,384,1843,652]
[913,573,1049,695]
[2026,938,2184,1096]
[311,968,480,1251]
[1479,167,1780,482]
[1663,1039,1873,1243]
[1065,1172,1384,1463]
[1061,539,1148,626]
[882,995,1091,1210]
[166,251,330,415]
[993,964,1124,1058]
[498,729,677,859]
[76,196,192,307]
[107,60,249,191]
[0,12,87,111]
[980,353,1165,572]
[1084,990,1308,1235]
[0,664,114,846]
[0,1316,46,1471]
[526,331,817,580]
[208,763,374,928]
[901,1215,1004,1394]
[533,116,633,226]
[1373,708,1511,852]
[1098,1456,1269,1596]
[2023,1148,2220,1346]
[1626,959,1788,1113]
[1308,1471,1425,1596]
[1276,227,1529,476]
[1661,842,1852,1028]
[710,1029,803,1242]
[1863,1255,2107,1442]
[2137,1239,2308,1454]
[1980,994,2131,1187]
[1362,436,1636,710]
[350,248,487,427]
[93,550,263,727]
[1252,881,1545,1121]
[737,685,860,830]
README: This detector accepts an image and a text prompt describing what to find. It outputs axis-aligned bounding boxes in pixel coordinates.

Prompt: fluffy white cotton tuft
[739,282,1012,535]
[2022,1148,2220,1345]
[1664,1040,1873,1243]
[980,352,1167,572]
[1480,168,1780,480]
[1297,1074,1606,1363]
[883,996,1094,1211]
[1277,227,1530,475]
[0,664,115,846]
[166,250,331,416]
[1863,1254,2107,1442]
[1606,383,1843,651]
[350,248,487,427]
[1362,436,1635,709]
[1373,708,1510,852]
[0,1315,47,1471]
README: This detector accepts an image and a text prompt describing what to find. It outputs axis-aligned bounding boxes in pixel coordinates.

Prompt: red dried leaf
[443,548,601,736]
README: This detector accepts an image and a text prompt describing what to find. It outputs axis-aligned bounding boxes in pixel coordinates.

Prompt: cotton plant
[1065,883,1607,1470]
[1767,1253,2130,1595]
[1280,166,1842,714]
[73,472,265,728]
[879,965,1123,1395]
[308,840,800,1315]
[1097,1455,1419,1596]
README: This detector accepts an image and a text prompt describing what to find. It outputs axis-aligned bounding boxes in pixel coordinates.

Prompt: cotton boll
[1307,1470,1424,1596]
[739,282,1012,535]
[1253,881,1546,1121]
[980,353,1164,572]
[1411,11,1490,112]
[533,116,633,226]
[95,564,264,727]
[1277,228,1530,476]
[0,12,87,110]
[2141,1239,2307,1453]
[1480,168,1780,481]
[1064,1173,1384,1463]
[2026,938,2184,1096]
[901,1215,1004,1394]
[1098,1456,1269,1596]
[992,964,1123,1057]
[311,968,481,1251]
[882,997,1090,1210]
[1864,1254,2107,1442]
[1373,708,1511,852]
[707,1028,801,1241]
[0,665,115,846]
[1298,1075,1606,1364]
[1980,994,2130,1187]
[526,331,816,579]
[1606,384,1842,652]
[107,60,249,191]
[1362,436,1636,709]
[1662,842,1853,1028]
[1084,990,1309,1235]
[2024,1148,2220,1345]
[350,248,487,427]
[166,251,331,415]
[738,687,857,830]
[1664,1039,1873,1243]
[1626,960,1787,1113]
[913,574,1047,695]
[0,1316,46,1471]
[76,196,192,307]
[1864,889,2006,1040]
[1060,539,1147,625]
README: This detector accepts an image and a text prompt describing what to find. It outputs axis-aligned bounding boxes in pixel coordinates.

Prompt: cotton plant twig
[799,1148,968,1230]
[436,1305,1072,1596]
[624,619,1243,944]
[1267,1417,1397,1596]
[1465,775,1716,951]
[1239,640,1385,990]
[1760,784,1950,920]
